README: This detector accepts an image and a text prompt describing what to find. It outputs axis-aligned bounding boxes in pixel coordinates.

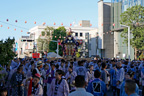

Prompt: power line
[0,21,29,30]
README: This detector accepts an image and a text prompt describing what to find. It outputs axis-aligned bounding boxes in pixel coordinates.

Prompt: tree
[0,37,16,73]
[42,26,54,37]
[49,26,67,56]
[0,37,16,66]
[43,40,49,52]
[37,26,54,53]
[138,52,144,60]
[37,37,45,52]
[120,5,144,59]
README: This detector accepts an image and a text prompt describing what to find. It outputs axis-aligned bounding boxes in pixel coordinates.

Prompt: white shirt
[68,88,93,96]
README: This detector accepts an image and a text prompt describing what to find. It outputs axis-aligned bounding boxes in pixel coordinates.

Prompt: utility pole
[121,25,130,62]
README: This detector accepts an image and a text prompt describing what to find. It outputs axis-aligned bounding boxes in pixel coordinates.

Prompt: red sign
[32,53,40,58]
[58,39,61,45]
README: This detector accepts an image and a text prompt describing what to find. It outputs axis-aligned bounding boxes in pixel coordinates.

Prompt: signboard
[32,53,40,58]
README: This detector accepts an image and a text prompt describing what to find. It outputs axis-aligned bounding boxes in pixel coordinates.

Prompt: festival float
[61,28,81,58]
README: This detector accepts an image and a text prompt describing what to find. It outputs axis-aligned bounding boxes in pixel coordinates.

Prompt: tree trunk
[134,48,138,60]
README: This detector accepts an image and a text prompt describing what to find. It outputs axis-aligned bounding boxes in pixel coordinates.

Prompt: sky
[0,0,111,40]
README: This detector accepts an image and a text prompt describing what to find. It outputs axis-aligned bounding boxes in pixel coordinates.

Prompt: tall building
[98,0,114,59]
[111,0,144,60]
[28,20,98,58]
[121,0,144,12]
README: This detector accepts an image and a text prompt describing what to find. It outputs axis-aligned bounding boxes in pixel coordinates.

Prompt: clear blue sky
[0,0,111,40]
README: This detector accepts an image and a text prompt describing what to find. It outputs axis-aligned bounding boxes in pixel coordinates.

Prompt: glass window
[142,0,144,7]
[80,33,83,37]
[75,33,78,36]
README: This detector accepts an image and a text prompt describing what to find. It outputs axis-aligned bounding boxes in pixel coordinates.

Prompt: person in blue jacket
[125,79,139,96]
[120,70,139,96]
[87,70,107,96]
[109,64,117,96]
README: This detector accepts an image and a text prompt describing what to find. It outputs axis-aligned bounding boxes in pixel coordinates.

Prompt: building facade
[98,0,114,59]
[18,36,34,58]
[121,0,144,12]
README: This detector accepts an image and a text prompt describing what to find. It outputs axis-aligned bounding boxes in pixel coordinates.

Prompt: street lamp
[121,25,130,62]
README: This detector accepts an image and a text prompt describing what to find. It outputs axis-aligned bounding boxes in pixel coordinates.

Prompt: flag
[27,79,33,96]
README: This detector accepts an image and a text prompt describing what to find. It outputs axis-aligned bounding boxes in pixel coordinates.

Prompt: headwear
[127,70,135,76]
[28,74,40,96]
[37,60,43,67]
[50,61,55,66]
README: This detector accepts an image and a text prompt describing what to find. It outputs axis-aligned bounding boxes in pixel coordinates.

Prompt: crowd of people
[0,57,143,96]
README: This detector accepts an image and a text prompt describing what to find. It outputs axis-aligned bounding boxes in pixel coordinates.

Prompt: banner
[32,53,40,58]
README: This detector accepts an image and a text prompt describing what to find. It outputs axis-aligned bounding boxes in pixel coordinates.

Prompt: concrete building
[98,0,114,59]
[18,36,34,58]
[28,20,98,58]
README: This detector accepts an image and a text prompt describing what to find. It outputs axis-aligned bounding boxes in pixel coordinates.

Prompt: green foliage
[37,37,44,52]
[44,26,54,37]
[59,46,63,56]
[37,26,54,53]
[47,32,50,36]
[41,31,45,36]
[43,40,49,52]
[48,50,55,53]
[120,5,144,51]
[49,26,66,56]
[0,37,16,69]
[138,52,144,60]
[37,37,49,52]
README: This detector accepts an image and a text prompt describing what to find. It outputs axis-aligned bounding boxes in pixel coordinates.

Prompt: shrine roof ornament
[62,28,77,44]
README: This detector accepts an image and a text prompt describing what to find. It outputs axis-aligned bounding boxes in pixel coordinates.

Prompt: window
[80,33,83,37]
[75,33,78,36]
